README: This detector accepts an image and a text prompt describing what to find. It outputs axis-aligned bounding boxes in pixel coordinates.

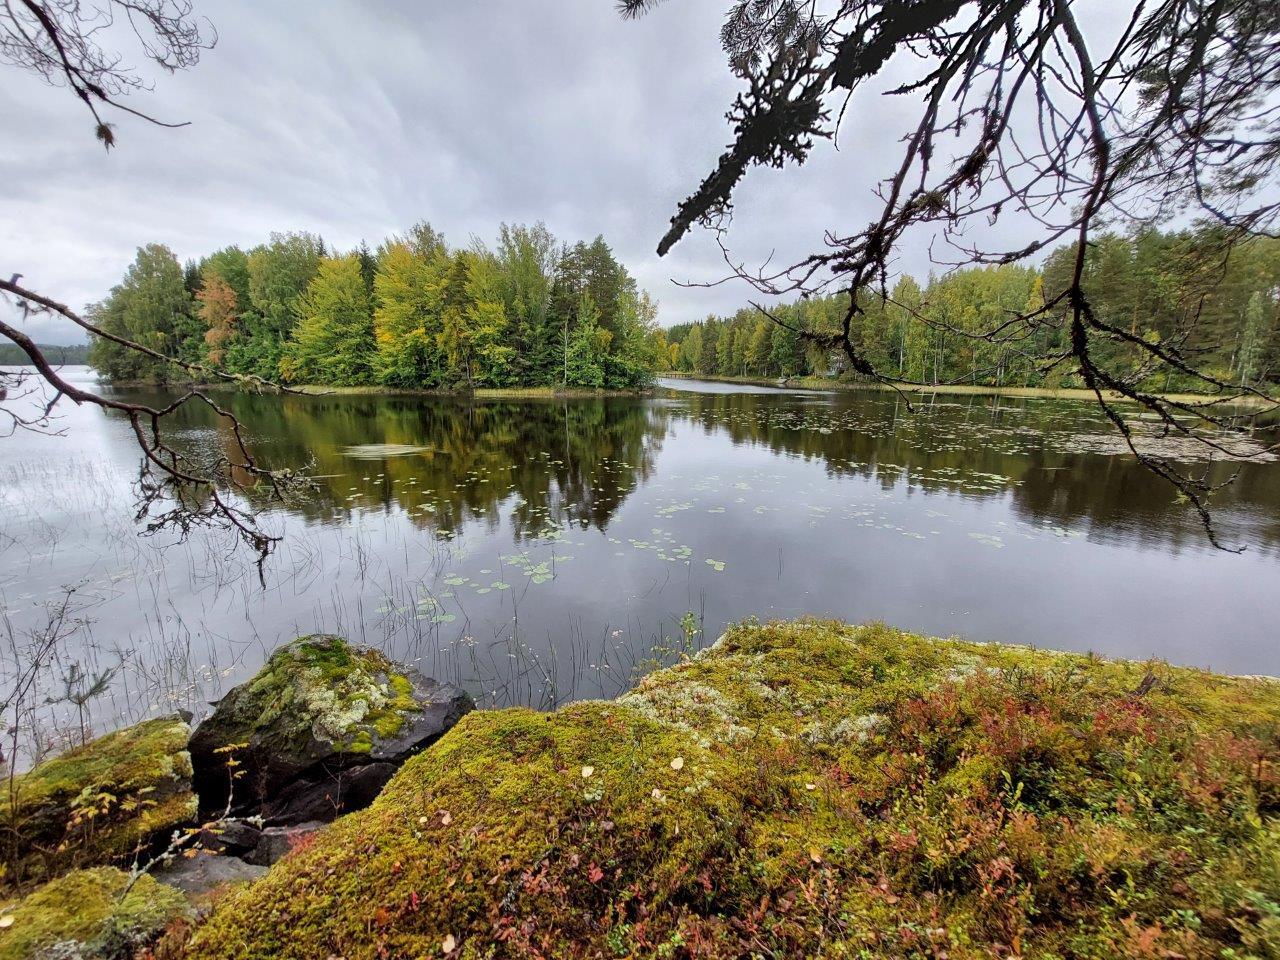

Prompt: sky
[3,0,991,344]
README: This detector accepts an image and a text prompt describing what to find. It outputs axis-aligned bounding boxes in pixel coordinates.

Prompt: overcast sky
[2,0,987,344]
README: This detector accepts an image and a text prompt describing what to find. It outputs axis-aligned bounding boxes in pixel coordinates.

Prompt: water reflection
[115,380,1279,558]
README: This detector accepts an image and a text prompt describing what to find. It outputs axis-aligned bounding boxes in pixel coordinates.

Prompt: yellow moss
[0,867,190,960]
[184,619,1280,960]
[1,717,196,888]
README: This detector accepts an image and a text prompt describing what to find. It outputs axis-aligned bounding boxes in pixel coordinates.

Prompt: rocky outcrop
[184,620,1280,960]
[0,867,190,960]
[0,716,197,888]
[188,635,472,825]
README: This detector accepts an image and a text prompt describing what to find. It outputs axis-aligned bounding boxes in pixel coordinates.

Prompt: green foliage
[372,239,449,387]
[564,293,607,387]
[228,232,324,379]
[184,618,1280,959]
[87,244,198,382]
[281,255,376,386]
[87,222,663,391]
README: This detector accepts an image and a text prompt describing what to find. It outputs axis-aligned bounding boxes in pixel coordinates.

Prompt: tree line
[0,343,89,366]
[88,223,669,390]
[664,227,1280,393]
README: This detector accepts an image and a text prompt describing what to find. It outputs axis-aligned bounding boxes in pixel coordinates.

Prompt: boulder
[0,867,190,960]
[1,715,197,888]
[189,635,471,824]
[190,820,262,858]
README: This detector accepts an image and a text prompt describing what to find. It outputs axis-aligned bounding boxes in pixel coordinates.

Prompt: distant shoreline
[99,376,654,400]
[657,371,1275,408]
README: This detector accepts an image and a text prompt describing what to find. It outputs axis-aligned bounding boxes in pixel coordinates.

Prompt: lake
[3,367,1278,744]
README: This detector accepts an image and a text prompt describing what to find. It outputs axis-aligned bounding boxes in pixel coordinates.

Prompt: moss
[0,867,190,960]
[184,619,1280,959]
[1,717,196,889]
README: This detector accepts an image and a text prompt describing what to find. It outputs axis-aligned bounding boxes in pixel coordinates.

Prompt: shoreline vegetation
[80,224,1278,406]
[4,619,1279,959]
[657,370,1277,408]
[220,382,652,400]
[663,226,1279,399]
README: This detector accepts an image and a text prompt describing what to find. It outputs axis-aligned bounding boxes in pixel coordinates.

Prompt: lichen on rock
[183,619,1280,959]
[0,716,196,889]
[0,867,190,960]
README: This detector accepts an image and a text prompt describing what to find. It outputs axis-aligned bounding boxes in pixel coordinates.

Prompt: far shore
[99,379,655,400]
[657,370,1276,408]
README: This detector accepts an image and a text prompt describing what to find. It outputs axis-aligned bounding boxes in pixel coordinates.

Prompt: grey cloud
[1,0,952,344]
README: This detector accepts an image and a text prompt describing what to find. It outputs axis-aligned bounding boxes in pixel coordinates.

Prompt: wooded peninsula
[88,224,664,391]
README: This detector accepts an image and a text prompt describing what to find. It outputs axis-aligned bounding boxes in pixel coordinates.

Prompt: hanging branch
[0,279,313,567]
[625,0,1280,546]
[0,0,214,146]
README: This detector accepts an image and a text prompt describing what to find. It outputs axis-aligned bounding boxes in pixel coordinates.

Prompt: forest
[87,223,670,391]
[0,342,89,366]
[665,227,1280,392]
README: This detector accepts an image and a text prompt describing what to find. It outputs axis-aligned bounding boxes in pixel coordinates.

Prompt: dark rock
[155,853,267,902]
[194,820,262,856]
[189,635,472,824]
[244,822,326,866]
[263,761,397,824]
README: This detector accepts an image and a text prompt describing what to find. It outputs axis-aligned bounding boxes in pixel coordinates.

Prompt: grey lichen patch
[800,712,885,747]
[619,679,756,746]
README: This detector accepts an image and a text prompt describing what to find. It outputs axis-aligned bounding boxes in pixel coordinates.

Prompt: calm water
[2,367,1278,739]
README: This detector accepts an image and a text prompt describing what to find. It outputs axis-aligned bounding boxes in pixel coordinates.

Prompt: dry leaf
[441,811,453,826]
[670,756,685,771]
[805,782,816,791]
[581,765,595,778]
[442,933,457,953]
[0,916,13,929]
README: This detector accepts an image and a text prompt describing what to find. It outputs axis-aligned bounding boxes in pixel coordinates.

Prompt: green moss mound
[0,867,190,960]
[185,620,1280,959]
[2,716,196,888]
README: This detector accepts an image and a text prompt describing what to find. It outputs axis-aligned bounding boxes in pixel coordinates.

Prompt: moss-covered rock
[1,716,196,889]
[184,619,1280,959]
[0,867,190,960]
[189,636,472,823]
